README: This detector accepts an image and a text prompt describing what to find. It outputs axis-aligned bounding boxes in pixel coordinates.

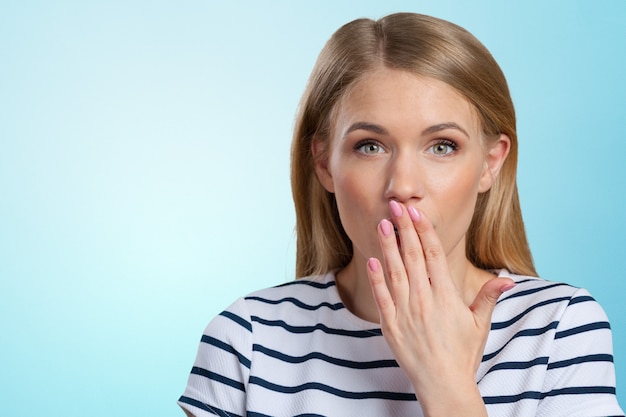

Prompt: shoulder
[210,272,342,330]
[490,269,612,342]
[246,272,339,310]
[498,269,587,297]
[494,269,602,316]
[241,272,339,310]
[189,273,341,388]
[480,271,623,415]
[245,271,338,303]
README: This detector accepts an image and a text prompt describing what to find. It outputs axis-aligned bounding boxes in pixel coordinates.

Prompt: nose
[383,152,424,203]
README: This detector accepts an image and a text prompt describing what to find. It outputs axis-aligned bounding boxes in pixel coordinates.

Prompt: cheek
[329,165,383,244]
[433,160,482,199]
[329,156,374,206]
[332,173,369,213]
[430,164,483,230]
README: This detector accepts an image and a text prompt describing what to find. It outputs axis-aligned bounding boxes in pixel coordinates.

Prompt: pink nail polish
[501,283,516,293]
[367,258,379,273]
[389,200,402,217]
[380,219,393,236]
[408,206,421,222]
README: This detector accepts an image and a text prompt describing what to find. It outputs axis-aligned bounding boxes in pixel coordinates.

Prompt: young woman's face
[315,69,508,267]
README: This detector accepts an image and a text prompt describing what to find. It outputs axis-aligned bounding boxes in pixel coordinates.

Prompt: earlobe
[312,139,335,193]
[478,134,511,192]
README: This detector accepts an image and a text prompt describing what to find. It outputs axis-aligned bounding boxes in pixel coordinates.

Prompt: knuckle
[402,247,423,263]
[485,291,500,305]
[388,268,405,284]
[424,244,444,260]
[377,295,394,309]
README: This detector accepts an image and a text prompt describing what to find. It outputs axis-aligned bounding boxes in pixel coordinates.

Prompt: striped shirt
[178,270,624,416]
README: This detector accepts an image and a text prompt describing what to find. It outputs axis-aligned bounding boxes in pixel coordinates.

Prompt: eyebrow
[344,121,470,139]
[422,122,470,138]
[345,122,389,136]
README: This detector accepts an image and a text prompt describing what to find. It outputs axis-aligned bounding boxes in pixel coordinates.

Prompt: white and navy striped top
[178,270,624,416]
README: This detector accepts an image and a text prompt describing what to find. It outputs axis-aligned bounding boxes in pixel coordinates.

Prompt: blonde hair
[290,13,536,278]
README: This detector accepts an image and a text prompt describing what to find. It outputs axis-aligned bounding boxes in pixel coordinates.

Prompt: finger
[408,207,453,291]
[389,201,429,294]
[366,257,396,321]
[469,278,515,328]
[377,218,409,305]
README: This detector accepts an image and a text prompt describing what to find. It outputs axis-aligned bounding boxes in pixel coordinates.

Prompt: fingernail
[501,284,516,293]
[408,206,421,222]
[380,219,393,236]
[367,258,379,272]
[389,200,402,217]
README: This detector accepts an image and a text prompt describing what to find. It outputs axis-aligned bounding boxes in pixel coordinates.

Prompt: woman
[179,13,624,417]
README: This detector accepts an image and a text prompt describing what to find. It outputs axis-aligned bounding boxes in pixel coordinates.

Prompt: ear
[312,138,335,193]
[478,134,511,193]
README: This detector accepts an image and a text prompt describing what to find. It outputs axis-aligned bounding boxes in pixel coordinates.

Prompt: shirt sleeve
[536,288,624,417]
[178,297,253,417]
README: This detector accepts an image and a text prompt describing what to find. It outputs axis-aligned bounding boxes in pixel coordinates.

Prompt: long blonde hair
[290,13,536,278]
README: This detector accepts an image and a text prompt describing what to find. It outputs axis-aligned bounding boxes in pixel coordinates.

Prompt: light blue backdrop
[1,1,624,415]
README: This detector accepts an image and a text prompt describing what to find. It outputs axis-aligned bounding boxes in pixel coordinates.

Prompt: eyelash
[430,139,459,155]
[354,139,384,154]
[354,139,460,155]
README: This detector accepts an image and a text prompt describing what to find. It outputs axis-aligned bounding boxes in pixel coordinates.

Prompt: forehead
[331,68,481,137]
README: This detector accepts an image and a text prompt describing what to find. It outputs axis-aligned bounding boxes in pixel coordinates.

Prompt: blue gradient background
[1,1,624,415]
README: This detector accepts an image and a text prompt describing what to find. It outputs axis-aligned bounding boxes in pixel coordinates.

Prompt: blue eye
[430,140,458,155]
[356,141,384,155]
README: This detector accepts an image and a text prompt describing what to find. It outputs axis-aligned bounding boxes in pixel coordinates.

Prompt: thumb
[469,278,515,326]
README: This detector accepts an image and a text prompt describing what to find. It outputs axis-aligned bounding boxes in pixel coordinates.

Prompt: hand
[366,200,514,416]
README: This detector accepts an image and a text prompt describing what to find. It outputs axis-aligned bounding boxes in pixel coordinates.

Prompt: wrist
[415,377,487,417]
